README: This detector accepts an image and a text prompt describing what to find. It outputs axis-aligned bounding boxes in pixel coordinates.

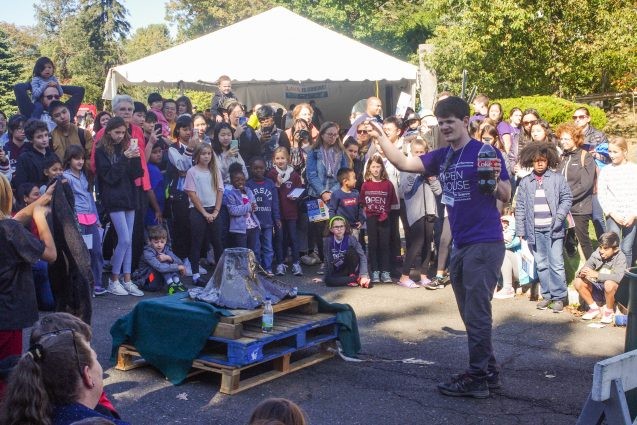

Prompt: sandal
[397,279,419,289]
[347,281,359,287]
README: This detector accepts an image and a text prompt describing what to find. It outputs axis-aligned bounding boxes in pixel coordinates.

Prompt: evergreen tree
[0,27,23,114]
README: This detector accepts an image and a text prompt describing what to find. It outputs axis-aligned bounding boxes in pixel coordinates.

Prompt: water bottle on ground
[262,297,274,332]
[477,143,498,194]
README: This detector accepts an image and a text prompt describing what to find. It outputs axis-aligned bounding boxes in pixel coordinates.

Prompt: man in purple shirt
[372,96,511,399]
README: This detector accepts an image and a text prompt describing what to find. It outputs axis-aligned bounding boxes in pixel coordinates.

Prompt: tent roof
[103,6,417,98]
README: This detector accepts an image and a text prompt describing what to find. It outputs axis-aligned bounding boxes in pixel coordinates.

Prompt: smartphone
[154,123,162,133]
[238,116,248,126]
[130,138,138,150]
[230,139,239,150]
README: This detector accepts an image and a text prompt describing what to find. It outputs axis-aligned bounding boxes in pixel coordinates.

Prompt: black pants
[168,194,191,260]
[189,207,223,272]
[389,209,402,263]
[572,214,594,260]
[367,215,391,273]
[309,220,327,261]
[131,188,148,271]
[402,216,435,276]
[325,247,360,287]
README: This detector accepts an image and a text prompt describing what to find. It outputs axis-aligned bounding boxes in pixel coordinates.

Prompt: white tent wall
[233,80,415,127]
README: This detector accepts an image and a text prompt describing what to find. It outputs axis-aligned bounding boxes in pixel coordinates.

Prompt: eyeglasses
[357,130,369,135]
[331,225,345,229]
[44,95,61,101]
[37,329,84,377]
[522,120,538,126]
[572,115,588,120]
[324,132,339,137]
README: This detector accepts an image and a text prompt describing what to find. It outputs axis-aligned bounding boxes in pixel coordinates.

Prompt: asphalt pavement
[35,265,627,425]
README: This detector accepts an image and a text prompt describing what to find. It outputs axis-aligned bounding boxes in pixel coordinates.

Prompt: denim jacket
[515,169,572,244]
[223,187,260,234]
[305,147,350,198]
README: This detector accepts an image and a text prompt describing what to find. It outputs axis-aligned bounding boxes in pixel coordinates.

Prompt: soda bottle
[477,143,498,194]
[262,297,274,332]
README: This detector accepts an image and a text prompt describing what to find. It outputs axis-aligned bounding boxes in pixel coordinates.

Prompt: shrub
[493,95,607,129]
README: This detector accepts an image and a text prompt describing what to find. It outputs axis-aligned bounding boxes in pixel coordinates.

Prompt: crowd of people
[0,56,634,422]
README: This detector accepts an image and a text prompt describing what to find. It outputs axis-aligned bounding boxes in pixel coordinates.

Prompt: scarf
[274,165,293,186]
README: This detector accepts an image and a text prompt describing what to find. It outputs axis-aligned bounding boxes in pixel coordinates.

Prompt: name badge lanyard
[441,144,467,207]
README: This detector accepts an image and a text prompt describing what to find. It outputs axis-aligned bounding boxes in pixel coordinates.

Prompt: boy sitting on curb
[573,231,626,324]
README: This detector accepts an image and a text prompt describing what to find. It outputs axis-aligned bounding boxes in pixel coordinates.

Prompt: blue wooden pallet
[198,312,337,367]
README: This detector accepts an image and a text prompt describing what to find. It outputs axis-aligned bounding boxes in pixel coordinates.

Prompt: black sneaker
[552,300,564,313]
[452,371,501,390]
[536,299,552,310]
[438,373,489,398]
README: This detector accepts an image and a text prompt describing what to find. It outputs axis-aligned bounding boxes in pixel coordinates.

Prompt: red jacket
[266,168,303,220]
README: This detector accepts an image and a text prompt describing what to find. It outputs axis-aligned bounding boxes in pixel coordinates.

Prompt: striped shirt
[534,187,552,229]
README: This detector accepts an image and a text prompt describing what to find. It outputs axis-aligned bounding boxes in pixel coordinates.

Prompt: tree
[123,24,173,63]
[165,0,435,59]
[0,27,23,114]
[425,0,637,97]
[34,0,81,79]
[0,23,41,82]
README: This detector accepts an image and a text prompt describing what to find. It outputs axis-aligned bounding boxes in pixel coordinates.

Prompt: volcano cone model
[189,248,297,309]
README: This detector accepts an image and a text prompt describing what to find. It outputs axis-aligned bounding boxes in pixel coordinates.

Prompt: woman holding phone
[226,101,260,167]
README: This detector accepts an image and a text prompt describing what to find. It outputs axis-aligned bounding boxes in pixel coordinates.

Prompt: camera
[295,129,310,141]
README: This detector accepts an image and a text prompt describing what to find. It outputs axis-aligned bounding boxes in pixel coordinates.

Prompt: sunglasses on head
[44,94,61,101]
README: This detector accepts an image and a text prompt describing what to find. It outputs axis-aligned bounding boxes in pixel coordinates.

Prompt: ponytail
[0,352,52,425]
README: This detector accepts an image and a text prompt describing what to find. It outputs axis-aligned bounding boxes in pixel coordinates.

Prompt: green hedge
[493,95,607,129]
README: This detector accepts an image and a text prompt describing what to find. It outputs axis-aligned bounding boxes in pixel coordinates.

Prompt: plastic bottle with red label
[477,143,498,194]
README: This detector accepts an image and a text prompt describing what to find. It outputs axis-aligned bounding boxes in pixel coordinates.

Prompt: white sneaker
[198,265,208,275]
[276,264,287,276]
[107,279,128,296]
[493,287,515,299]
[582,305,601,320]
[292,262,303,276]
[183,258,193,277]
[122,281,144,297]
[600,306,614,324]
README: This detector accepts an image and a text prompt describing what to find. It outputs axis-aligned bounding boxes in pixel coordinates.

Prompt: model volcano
[188,248,297,309]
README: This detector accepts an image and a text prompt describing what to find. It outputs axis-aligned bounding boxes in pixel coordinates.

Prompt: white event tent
[103,6,428,125]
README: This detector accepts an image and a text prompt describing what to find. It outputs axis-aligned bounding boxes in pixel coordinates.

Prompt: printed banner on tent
[285,84,328,100]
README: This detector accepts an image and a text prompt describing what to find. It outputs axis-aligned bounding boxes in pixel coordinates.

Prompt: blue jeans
[254,226,274,271]
[531,230,567,301]
[275,219,299,264]
[591,195,606,238]
[32,260,54,311]
[606,218,636,266]
[110,210,135,275]
[80,223,104,290]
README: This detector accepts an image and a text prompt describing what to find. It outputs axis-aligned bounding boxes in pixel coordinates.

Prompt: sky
[0,0,172,35]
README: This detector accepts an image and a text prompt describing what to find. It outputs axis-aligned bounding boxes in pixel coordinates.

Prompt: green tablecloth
[110,292,361,384]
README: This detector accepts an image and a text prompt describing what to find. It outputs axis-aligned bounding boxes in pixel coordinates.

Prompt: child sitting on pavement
[133,225,186,294]
[574,231,626,324]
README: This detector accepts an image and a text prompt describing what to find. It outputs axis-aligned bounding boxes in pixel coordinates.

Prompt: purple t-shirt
[420,139,509,247]
[496,121,513,137]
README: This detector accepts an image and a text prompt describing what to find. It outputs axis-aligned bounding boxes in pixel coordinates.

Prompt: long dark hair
[211,122,233,155]
[32,56,54,78]
[100,116,129,157]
